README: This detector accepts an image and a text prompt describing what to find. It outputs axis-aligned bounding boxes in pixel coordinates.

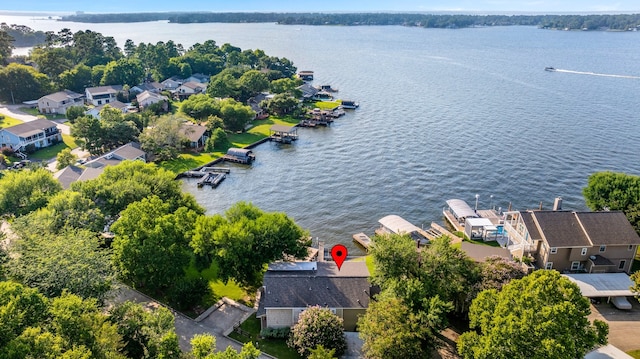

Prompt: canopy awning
[446,199,477,219]
[563,273,634,297]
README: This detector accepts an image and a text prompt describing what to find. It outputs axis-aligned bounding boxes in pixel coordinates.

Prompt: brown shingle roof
[576,211,640,245]
[520,211,542,240]
[532,211,591,248]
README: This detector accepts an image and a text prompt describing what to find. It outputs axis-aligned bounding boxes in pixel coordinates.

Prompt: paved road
[0,104,39,122]
[589,299,640,352]
[107,285,272,358]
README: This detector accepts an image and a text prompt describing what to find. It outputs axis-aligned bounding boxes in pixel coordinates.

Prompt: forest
[60,12,640,31]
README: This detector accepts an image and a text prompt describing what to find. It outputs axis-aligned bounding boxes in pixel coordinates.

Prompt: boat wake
[554,69,640,79]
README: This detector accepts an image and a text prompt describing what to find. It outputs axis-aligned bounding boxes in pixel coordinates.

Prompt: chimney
[553,197,563,211]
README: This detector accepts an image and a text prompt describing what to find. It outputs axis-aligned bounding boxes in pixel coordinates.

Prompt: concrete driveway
[589,298,640,352]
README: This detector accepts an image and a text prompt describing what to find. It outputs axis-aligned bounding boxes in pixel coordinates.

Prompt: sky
[1,0,639,14]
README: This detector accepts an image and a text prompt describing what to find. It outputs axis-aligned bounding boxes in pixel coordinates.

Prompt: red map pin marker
[330,244,348,270]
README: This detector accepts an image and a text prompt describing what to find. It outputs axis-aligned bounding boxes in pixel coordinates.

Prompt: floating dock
[197,172,226,188]
[352,232,372,251]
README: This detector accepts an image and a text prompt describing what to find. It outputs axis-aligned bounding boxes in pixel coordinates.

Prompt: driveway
[0,104,39,122]
[589,298,640,352]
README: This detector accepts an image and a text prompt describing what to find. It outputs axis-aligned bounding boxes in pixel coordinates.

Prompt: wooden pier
[352,232,373,251]
[197,172,226,188]
[424,222,463,244]
[201,167,231,173]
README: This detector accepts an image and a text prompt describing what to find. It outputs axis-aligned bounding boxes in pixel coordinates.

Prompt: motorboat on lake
[545,66,556,72]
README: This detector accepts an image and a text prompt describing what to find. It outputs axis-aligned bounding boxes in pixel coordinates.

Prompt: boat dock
[423,222,463,244]
[352,232,373,251]
[201,167,231,173]
[197,172,226,188]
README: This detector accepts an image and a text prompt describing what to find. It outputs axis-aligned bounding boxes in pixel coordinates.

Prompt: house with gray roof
[179,123,208,148]
[175,81,207,100]
[256,261,371,331]
[503,210,640,273]
[136,91,168,111]
[84,142,146,169]
[37,90,84,114]
[0,119,62,153]
[131,81,164,94]
[85,100,129,119]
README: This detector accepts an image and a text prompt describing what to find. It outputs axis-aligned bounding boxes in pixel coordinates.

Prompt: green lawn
[159,116,301,174]
[229,316,302,359]
[628,350,640,359]
[0,114,23,128]
[19,107,65,120]
[312,100,341,110]
[184,260,249,306]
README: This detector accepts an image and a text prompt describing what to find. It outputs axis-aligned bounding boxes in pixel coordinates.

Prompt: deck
[197,172,226,188]
[443,209,465,232]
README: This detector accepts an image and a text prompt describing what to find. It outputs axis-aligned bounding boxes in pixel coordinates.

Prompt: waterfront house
[298,70,314,81]
[53,165,103,189]
[297,83,318,100]
[256,261,370,331]
[179,123,208,149]
[37,90,84,114]
[503,210,640,273]
[84,142,146,168]
[85,85,123,106]
[0,119,61,152]
[247,93,270,119]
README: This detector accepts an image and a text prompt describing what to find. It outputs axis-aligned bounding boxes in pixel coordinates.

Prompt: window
[571,261,581,270]
[629,245,635,251]
[581,248,588,256]
[599,245,606,252]
[619,260,626,270]
[545,262,553,270]
[550,247,557,254]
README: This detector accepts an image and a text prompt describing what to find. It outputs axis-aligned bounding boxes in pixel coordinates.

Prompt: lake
[3,15,640,253]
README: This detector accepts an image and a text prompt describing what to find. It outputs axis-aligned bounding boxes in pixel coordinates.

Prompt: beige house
[504,210,640,273]
[256,261,371,331]
[37,90,83,114]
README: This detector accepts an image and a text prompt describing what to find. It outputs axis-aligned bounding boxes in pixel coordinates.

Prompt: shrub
[260,327,290,339]
[0,146,14,156]
[288,306,347,357]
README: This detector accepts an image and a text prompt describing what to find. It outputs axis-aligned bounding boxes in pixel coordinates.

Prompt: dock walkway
[352,232,372,251]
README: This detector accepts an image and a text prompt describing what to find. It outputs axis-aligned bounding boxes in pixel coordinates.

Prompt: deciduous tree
[56,148,77,170]
[583,171,640,234]
[0,63,53,103]
[0,167,62,217]
[458,270,608,359]
[288,306,347,357]
[139,115,189,161]
[7,229,113,301]
[111,196,198,292]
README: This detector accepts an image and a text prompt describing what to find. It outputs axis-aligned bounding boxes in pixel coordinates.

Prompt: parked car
[611,296,632,310]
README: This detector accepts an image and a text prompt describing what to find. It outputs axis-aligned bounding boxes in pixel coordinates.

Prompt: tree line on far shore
[59,12,640,31]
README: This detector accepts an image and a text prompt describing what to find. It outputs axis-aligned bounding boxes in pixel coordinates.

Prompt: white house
[136,91,168,110]
[175,81,207,100]
[85,85,123,106]
[0,119,62,152]
[37,90,84,114]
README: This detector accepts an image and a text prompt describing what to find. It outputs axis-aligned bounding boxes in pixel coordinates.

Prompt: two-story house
[504,210,640,273]
[85,85,123,106]
[37,90,84,114]
[0,119,62,152]
[174,81,207,100]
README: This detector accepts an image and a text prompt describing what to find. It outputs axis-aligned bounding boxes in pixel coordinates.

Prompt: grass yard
[312,100,341,110]
[0,114,23,128]
[184,260,249,306]
[628,350,640,359]
[228,316,302,359]
[19,107,65,120]
[27,135,80,161]
[159,116,301,174]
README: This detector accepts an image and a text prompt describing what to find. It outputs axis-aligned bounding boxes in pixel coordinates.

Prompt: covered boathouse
[269,124,298,143]
[223,147,255,164]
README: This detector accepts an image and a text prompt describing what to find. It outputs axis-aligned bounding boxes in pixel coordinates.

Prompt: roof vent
[309,287,312,291]
[590,255,596,260]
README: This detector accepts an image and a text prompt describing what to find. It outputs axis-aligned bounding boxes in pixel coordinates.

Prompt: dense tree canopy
[7,229,113,301]
[0,63,53,103]
[0,282,125,358]
[71,107,140,155]
[458,270,608,359]
[583,171,640,234]
[288,306,347,357]
[111,195,199,292]
[0,168,62,217]
[190,202,310,288]
[139,115,190,161]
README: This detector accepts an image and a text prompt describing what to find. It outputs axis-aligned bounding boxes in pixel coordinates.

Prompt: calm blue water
[4,15,640,253]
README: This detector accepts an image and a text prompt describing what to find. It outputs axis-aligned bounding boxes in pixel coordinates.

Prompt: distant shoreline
[43,12,640,32]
